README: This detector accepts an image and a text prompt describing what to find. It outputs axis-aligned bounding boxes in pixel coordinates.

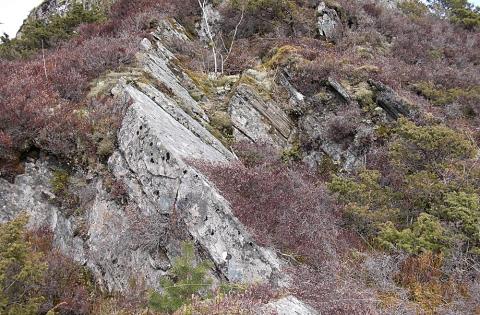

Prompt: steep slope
[2,19,279,289]
[1,15,319,313]
[1,0,480,314]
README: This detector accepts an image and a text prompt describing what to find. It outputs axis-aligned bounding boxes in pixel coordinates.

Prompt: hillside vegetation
[1,0,480,314]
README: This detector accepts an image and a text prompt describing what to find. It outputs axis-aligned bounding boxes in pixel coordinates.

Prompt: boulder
[317,2,344,43]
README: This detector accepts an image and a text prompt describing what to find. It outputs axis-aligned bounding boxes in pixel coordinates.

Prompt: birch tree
[197,0,245,77]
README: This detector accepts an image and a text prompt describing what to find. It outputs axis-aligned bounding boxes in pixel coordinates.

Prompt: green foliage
[0,215,47,314]
[328,170,400,235]
[450,6,480,29]
[50,169,70,194]
[412,81,480,106]
[208,111,234,143]
[390,118,476,173]
[432,192,480,241]
[281,144,301,163]
[330,119,480,255]
[0,4,104,59]
[377,213,450,254]
[398,0,429,17]
[148,242,212,314]
[427,0,480,28]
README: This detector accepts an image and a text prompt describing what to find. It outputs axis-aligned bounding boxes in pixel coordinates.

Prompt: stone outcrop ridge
[1,19,283,293]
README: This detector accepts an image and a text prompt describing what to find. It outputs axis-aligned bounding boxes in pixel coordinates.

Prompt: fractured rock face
[229,84,293,147]
[116,82,281,284]
[228,71,295,148]
[1,18,283,293]
[0,160,86,264]
[317,2,344,43]
[369,80,411,120]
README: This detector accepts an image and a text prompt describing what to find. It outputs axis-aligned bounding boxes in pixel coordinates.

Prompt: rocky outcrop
[17,0,114,37]
[1,18,285,294]
[0,160,86,265]
[113,81,281,284]
[260,295,318,315]
[228,70,295,148]
[328,77,352,102]
[317,1,344,43]
[26,0,112,21]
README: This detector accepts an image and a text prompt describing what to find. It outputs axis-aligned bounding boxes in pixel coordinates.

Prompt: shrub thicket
[0,215,46,315]
[329,118,480,255]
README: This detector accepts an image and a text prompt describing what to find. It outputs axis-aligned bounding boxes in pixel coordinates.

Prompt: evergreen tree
[148,242,212,314]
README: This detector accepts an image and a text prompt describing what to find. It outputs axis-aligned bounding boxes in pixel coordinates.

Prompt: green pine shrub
[398,0,429,17]
[329,119,480,255]
[50,169,70,194]
[148,242,212,314]
[412,81,480,107]
[389,118,476,173]
[377,213,450,254]
[0,215,47,315]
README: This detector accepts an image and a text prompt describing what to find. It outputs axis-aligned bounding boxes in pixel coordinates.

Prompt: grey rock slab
[139,38,209,122]
[229,84,293,147]
[369,80,411,120]
[115,88,283,284]
[260,295,319,315]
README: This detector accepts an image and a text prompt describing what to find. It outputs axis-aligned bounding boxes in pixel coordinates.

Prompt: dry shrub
[195,159,333,264]
[291,265,379,315]
[327,114,359,144]
[0,31,136,177]
[195,143,381,313]
[0,0,203,178]
[393,252,467,313]
[187,283,279,314]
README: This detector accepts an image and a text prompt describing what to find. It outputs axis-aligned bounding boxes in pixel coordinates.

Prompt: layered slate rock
[369,80,411,120]
[113,81,281,284]
[228,71,295,148]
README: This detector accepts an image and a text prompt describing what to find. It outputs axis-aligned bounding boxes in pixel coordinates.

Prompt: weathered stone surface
[115,84,281,284]
[2,13,332,311]
[300,111,373,171]
[229,83,294,147]
[317,2,344,43]
[0,161,86,265]
[139,38,209,122]
[0,87,282,293]
[260,295,319,315]
[1,21,284,294]
[328,77,351,102]
[125,83,232,159]
[298,81,377,172]
[279,70,305,104]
